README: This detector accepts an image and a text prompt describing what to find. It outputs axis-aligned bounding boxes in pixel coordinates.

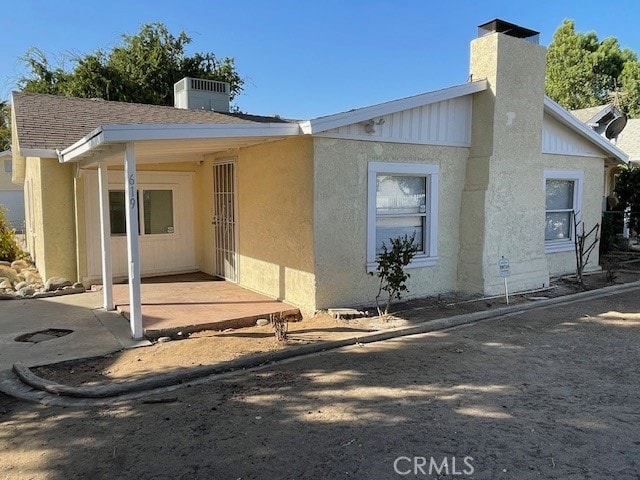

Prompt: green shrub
[0,205,22,262]
[369,234,419,316]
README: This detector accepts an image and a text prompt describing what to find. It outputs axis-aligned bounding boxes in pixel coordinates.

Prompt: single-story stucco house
[0,150,25,232]
[10,19,627,338]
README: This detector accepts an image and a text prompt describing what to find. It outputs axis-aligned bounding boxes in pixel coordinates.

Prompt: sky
[3,0,640,119]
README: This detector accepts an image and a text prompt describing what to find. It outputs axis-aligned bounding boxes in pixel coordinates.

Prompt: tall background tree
[0,102,10,151]
[0,22,244,153]
[546,19,640,116]
[19,22,244,105]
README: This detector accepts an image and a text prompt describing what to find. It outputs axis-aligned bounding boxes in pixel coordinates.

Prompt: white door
[212,162,238,282]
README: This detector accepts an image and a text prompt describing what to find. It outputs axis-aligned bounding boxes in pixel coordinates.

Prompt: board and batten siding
[316,97,473,146]
[83,170,196,281]
[542,113,603,157]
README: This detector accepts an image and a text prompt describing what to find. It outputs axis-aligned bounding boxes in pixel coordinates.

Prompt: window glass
[3,160,11,174]
[143,190,174,234]
[109,191,126,235]
[545,211,572,241]
[376,175,426,215]
[375,174,427,254]
[546,180,574,210]
[376,216,424,253]
[545,179,575,242]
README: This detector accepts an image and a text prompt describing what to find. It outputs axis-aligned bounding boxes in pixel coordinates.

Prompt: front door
[212,161,238,282]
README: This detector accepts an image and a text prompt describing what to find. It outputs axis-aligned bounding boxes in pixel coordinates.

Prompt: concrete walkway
[0,291,148,371]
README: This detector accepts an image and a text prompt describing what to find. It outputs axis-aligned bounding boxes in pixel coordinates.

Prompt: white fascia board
[59,122,301,163]
[20,148,58,158]
[301,80,488,134]
[544,97,628,164]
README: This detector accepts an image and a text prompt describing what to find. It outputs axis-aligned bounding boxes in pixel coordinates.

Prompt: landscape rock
[157,336,172,344]
[72,282,84,289]
[17,286,36,298]
[45,277,73,292]
[256,318,269,327]
[11,259,28,272]
[0,278,12,290]
[0,260,11,267]
[14,281,28,291]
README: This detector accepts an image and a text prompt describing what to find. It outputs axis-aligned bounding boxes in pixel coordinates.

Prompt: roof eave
[544,97,629,164]
[302,79,489,134]
[58,122,303,163]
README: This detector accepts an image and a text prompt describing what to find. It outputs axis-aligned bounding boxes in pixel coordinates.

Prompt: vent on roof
[478,19,540,44]
[174,77,230,112]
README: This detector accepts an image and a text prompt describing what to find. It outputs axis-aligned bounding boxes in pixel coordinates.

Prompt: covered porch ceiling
[58,122,303,167]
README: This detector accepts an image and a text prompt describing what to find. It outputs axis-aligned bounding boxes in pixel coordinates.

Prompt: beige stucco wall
[313,137,469,310]
[23,157,77,281]
[202,137,316,314]
[543,154,605,277]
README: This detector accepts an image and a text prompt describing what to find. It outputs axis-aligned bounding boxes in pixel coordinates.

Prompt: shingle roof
[614,119,640,163]
[571,105,609,123]
[12,91,291,152]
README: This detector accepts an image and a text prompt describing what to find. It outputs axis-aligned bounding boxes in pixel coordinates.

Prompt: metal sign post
[498,256,511,305]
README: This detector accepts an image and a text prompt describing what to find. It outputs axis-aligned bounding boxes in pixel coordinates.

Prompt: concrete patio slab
[112,272,301,338]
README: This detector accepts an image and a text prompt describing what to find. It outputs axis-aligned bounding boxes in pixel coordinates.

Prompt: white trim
[367,162,439,272]
[123,143,143,339]
[21,148,58,158]
[543,169,584,254]
[302,80,488,135]
[59,123,302,163]
[314,132,472,148]
[544,97,628,164]
[97,162,114,311]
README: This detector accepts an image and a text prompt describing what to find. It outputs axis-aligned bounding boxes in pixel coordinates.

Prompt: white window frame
[108,185,177,237]
[367,162,439,272]
[543,169,584,253]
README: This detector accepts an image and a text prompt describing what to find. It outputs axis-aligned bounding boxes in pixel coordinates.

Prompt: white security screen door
[212,162,238,282]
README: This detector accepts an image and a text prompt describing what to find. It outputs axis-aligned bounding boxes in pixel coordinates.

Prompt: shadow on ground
[1,293,640,479]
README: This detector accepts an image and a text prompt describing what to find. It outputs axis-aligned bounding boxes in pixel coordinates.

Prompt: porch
[112,272,301,339]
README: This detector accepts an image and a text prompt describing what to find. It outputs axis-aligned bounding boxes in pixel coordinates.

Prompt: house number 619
[129,174,136,209]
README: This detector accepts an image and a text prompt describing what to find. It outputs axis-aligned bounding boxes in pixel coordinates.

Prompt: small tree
[574,211,600,287]
[0,206,22,262]
[369,234,418,316]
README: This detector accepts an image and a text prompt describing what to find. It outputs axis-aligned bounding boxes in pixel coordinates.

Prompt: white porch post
[124,143,143,339]
[97,161,114,311]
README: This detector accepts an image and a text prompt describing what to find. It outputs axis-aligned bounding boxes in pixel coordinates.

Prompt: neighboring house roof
[12,91,291,155]
[614,119,640,163]
[571,105,611,124]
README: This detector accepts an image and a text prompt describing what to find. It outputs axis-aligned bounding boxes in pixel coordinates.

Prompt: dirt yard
[29,270,640,387]
[1,287,639,478]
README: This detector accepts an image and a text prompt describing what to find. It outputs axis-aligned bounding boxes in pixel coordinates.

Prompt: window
[544,170,583,253]
[367,162,438,271]
[143,190,174,234]
[3,160,11,174]
[108,189,174,236]
[109,191,127,235]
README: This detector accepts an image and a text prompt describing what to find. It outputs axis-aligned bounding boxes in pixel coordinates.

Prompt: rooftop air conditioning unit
[173,77,230,112]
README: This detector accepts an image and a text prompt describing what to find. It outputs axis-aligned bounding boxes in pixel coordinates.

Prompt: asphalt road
[1,289,640,479]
